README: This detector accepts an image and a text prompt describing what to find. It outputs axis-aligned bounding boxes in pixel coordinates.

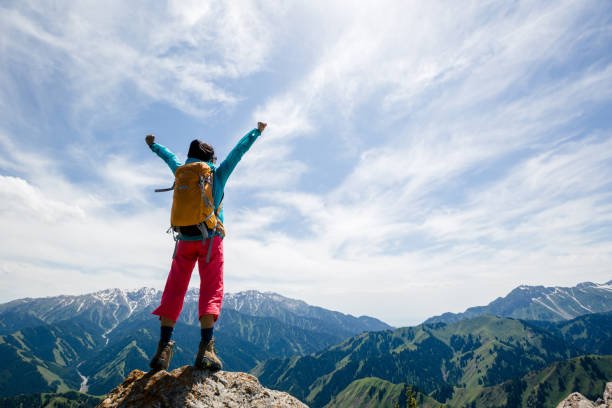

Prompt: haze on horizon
[0,1,611,327]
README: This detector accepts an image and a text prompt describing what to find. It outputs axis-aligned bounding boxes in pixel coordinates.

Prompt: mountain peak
[98,366,307,408]
[424,280,612,324]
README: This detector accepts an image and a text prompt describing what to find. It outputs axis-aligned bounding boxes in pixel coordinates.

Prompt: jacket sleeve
[215,128,261,190]
[149,143,183,174]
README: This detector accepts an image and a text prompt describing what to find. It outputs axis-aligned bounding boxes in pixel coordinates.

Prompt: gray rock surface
[556,382,612,408]
[97,366,308,408]
[556,392,597,408]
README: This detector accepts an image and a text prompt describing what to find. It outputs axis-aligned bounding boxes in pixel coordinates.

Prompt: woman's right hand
[145,134,155,146]
[257,122,267,133]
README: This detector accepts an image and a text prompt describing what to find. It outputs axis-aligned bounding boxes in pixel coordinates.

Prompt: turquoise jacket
[150,128,261,240]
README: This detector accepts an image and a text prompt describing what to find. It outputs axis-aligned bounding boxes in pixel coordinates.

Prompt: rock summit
[97,366,308,408]
[556,382,612,408]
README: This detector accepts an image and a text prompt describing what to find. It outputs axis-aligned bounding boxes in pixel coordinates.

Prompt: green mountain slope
[531,311,612,355]
[111,307,344,361]
[253,316,579,408]
[325,377,441,408]
[224,291,393,338]
[216,308,345,357]
[80,335,152,396]
[0,391,102,408]
[452,355,612,408]
[0,320,104,367]
[79,318,273,395]
[0,303,365,397]
[0,342,83,397]
[0,320,102,397]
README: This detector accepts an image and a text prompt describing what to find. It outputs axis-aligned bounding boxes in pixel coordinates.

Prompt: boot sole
[149,362,169,371]
[194,357,222,372]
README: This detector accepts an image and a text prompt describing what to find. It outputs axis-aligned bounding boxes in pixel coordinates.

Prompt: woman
[145,121,267,371]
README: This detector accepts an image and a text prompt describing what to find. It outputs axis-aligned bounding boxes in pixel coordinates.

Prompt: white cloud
[218,0,612,325]
[0,175,85,222]
[97,154,176,206]
[0,132,176,294]
[0,0,281,122]
[230,95,313,189]
[230,143,309,189]
[226,206,287,238]
[0,0,611,327]
[0,172,172,270]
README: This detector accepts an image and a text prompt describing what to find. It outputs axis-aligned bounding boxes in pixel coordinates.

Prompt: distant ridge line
[423,280,612,325]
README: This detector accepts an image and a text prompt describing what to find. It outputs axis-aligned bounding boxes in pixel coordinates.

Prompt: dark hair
[188,139,216,163]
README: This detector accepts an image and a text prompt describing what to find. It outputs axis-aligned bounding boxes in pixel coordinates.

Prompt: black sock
[201,327,213,344]
[160,326,174,343]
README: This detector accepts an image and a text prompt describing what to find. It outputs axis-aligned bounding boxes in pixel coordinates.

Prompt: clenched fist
[257,122,267,133]
[145,134,155,146]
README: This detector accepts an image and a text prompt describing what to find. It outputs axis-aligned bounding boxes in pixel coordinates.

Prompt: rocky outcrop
[556,382,612,408]
[97,366,308,408]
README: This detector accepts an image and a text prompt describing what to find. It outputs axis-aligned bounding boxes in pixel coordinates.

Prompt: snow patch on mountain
[545,293,573,319]
[532,297,566,319]
[0,287,392,338]
[568,289,593,313]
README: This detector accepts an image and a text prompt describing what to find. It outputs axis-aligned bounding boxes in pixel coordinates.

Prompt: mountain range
[254,311,612,407]
[0,288,390,337]
[425,281,612,324]
[0,280,610,408]
[0,288,390,398]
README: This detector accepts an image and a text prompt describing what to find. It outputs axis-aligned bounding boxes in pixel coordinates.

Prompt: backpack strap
[155,182,175,193]
[206,236,214,263]
[167,226,182,259]
[197,167,220,262]
[198,175,215,209]
[195,223,216,263]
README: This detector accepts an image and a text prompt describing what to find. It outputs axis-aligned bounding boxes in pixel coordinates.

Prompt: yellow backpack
[156,161,225,260]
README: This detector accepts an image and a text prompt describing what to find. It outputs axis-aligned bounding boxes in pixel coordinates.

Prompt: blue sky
[0,1,611,326]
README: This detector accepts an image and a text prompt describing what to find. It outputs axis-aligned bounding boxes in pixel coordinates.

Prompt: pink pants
[152,236,224,322]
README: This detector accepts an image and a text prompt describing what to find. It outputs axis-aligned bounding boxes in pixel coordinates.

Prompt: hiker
[145,122,267,372]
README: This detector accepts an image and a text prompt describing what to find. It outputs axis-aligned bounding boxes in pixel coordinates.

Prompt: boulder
[556,383,612,408]
[97,366,308,408]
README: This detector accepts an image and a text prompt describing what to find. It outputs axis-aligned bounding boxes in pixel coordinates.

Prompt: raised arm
[145,134,183,174]
[215,122,267,190]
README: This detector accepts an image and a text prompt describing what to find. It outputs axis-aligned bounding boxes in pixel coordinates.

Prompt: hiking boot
[149,340,175,371]
[194,338,222,371]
